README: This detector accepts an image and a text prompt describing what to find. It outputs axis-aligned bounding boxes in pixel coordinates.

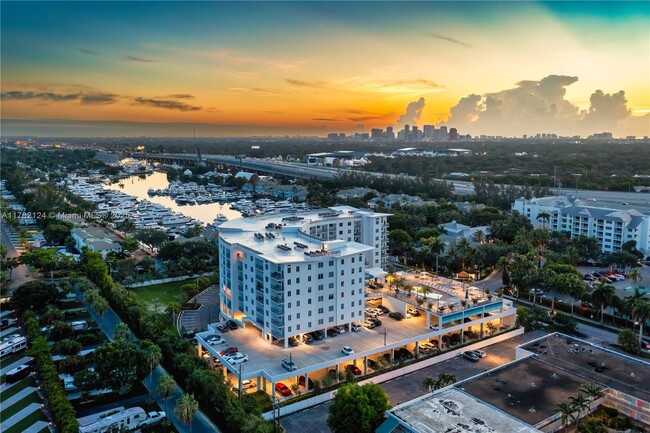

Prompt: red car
[345,365,362,376]
[219,347,238,356]
[275,382,292,396]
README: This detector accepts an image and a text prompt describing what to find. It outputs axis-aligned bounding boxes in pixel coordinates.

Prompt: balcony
[270,271,284,281]
[272,317,284,327]
[271,304,284,315]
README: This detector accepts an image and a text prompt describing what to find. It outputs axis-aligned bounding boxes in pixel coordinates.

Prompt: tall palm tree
[536,211,551,229]
[580,382,604,401]
[472,230,486,244]
[175,393,199,433]
[627,292,650,347]
[422,377,439,391]
[438,373,456,387]
[157,374,177,423]
[113,322,131,341]
[569,393,591,425]
[591,282,616,325]
[145,343,163,400]
[555,401,576,428]
[627,268,642,289]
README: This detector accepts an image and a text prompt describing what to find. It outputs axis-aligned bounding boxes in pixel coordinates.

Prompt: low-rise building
[71,226,122,258]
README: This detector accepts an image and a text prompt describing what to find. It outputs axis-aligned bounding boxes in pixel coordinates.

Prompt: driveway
[280,330,547,433]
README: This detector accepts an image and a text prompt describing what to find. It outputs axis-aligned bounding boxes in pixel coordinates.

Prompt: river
[104,172,242,225]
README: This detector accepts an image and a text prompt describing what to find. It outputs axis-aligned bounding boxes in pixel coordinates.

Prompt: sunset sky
[1,1,648,137]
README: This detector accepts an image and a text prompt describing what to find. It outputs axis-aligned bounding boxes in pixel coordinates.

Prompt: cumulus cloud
[396,97,425,129]
[134,97,201,111]
[447,75,638,136]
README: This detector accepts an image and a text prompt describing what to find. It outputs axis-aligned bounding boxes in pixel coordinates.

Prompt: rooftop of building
[388,387,539,433]
[217,206,388,264]
[71,225,116,240]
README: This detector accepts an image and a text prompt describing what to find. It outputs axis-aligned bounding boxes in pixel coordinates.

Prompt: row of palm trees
[555,382,605,429]
[157,373,200,432]
[422,373,457,391]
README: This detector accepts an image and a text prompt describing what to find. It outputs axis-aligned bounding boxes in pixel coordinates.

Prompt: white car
[364,320,376,329]
[335,326,346,334]
[206,336,225,345]
[225,353,249,365]
[351,323,362,332]
[240,379,256,390]
[341,346,355,356]
[419,343,435,352]
[429,325,439,331]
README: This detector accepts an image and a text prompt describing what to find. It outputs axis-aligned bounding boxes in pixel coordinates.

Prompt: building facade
[512,195,650,254]
[217,206,390,346]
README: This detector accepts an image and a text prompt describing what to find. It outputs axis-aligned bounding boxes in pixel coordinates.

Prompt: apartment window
[339,222,343,227]
[340,303,344,309]
[350,290,354,296]
[297,313,301,319]
[340,314,344,320]
[287,267,291,274]
[296,266,300,272]
[308,287,312,293]
[308,321,312,327]
[329,260,334,266]
[341,282,344,287]
[341,270,345,276]
[318,262,324,268]
[287,279,292,285]
[318,319,324,325]
[329,306,334,311]
[288,291,292,297]
[329,316,334,322]
[296,278,300,284]
[318,308,324,314]
[308,276,312,282]
[308,299,312,305]
[340,292,344,298]
[296,324,301,330]
[351,312,355,317]
[329,271,334,277]
[288,302,292,308]
[328,294,334,300]
[288,314,292,320]
[318,273,324,279]
[318,296,323,302]
[296,289,301,295]
[318,284,324,291]
[329,283,334,289]
[308,264,312,270]
[288,326,291,332]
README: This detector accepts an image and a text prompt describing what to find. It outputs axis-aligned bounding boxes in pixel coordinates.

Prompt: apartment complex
[512,195,650,254]
[217,206,389,346]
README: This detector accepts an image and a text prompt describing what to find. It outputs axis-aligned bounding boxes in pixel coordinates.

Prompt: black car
[326,328,338,337]
[310,331,324,341]
[367,359,379,370]
[1,319,15,330]
[377,305,390,314]
[395,348,414,361]
[302,334,313,344]
[216,324,229,333]
[369,318,382,327]
[288,336,299,347]
[226,320,239,330]
[388,312,404,321]
[298,375,315,390]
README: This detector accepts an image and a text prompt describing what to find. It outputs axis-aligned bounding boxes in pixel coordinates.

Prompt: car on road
[225,353,249,365]
[282,358,298,371]
[388,312,404,321]
[472,349,487,358]
[216,324,229,333]
[326,329,339,337]
[364,320,376,329]
[345,364,362,376]
[341,346,354,356]
[226,320,239,330]
[206,335,225,346]
[351,323,362,332]
[462,351,480,362]
[219,346,238,356]
[275,382,292,396]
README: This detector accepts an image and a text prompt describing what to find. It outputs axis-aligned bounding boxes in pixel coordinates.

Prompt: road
[280,330,547,433]
[1,224,33,290]
[73,285,222,433]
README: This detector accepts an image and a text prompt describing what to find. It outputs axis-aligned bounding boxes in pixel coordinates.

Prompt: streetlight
[384,330,387,346]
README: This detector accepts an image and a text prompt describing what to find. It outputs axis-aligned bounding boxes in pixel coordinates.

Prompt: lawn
[0,390,42,422]
[0,376,37,403]
[129,279,194,307]
[3,408,47,433]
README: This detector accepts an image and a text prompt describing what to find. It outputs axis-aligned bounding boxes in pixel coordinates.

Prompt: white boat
[212,214,228,225]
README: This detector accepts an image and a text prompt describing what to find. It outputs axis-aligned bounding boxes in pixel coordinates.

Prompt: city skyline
[1,1,648,137]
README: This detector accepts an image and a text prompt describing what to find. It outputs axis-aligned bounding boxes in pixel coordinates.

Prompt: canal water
[104,172,242,225]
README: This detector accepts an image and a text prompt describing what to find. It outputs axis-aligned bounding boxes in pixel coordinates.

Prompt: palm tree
[591,282,616,325]
[113,322,131,341]
[422,377,439,391]
[175,393,199,433]
[438,373,456,387]
[628,268,642,289]
[421,285,431,301]
[145,343,163,400]
[580,382,604,401]
[472,230,486,244]
[555,401,576,428]
[537,211,551,229]
[627,292,650,347]
[157,374,177,423]
[92,296,109,315]
[569,393,591,425]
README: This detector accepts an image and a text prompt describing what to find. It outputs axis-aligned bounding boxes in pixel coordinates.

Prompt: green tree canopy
[10,280,59,313]
[327,382,389,433]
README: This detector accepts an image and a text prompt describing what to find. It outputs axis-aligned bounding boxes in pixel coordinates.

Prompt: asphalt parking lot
[280,330,548,433]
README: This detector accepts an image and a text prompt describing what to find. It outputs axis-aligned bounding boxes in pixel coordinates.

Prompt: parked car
[219,346,238,356]
[395,348,414,361]
[216,324,228,333]
[206,335,225,346]
[429,339,439,348]
[335,326,346,334]
[341,346,355,356]
[288,336,299,347]
[472,349,487,358]
[369,318,382,327]
[351,323,362,332]
[226,320,239,330]
[302,333,314,344]
[282,358,297,371]
[275,382,292,396]
[364,320,376,329]
[388,312,404,321]
[240,379,256,390]
[377,305,390,314]
[345,364,362,376]
[327,329,339,337]
[225,353,249,365]
[462,351,480,362]
[310,331,324,341]
[407,308,421,317]
[1,319,16,330]
[429,325,439,331]
[367,359,379,370]
[139,411,167,428]
[298,375,315,390]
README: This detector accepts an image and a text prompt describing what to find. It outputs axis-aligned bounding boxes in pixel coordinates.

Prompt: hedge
[23,311,80,433]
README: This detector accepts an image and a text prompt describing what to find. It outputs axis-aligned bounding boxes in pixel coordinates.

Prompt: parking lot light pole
[384,330,387,346]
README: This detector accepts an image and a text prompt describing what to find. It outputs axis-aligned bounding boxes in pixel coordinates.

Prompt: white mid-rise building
[217,206,390,346]
[512,195,650,254]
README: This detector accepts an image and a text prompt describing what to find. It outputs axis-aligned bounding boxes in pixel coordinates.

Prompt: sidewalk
[74,286,223,433]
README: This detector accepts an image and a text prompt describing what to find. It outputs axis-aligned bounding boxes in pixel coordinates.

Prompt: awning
[366,267,388,278]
